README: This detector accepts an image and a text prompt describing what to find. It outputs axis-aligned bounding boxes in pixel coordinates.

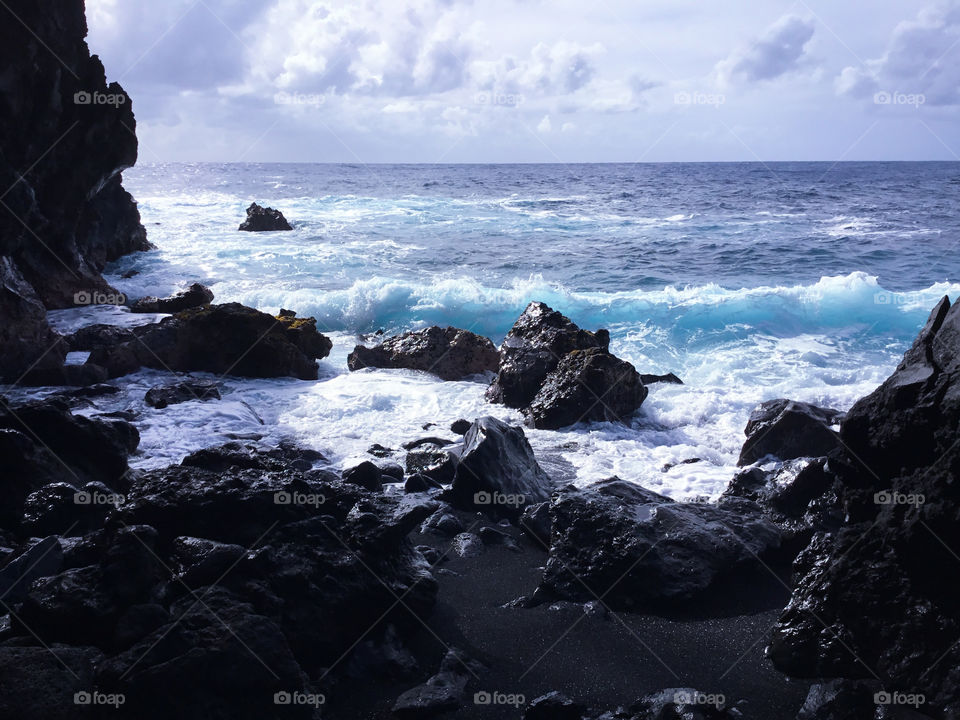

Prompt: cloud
[472,40,605,99]
[717,15,816,83]
[836,2,960,105]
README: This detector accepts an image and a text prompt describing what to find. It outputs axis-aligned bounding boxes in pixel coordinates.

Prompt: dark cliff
[0,0,149,380]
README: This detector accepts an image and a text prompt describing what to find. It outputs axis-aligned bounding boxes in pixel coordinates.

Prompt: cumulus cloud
[836,2,960,105]
[717,15,816,83]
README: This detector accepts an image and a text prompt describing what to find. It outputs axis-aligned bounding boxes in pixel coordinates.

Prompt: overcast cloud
[83,0,960,162]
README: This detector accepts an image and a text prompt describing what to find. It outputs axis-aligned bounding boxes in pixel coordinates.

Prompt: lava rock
[524,691,587,720]
[538,478,781,611]
[406,442,459,485]
[0,536,64,603]
[404,473,443,493]
[768,298,960,717]
[65,324,136,351]
[0,645,104,720]
[450,419,472,435]
[343,461,384,492]
[348,326,499,380]
[527,347,648,429]
[130,283,214,314]
[519,501,552,548]
[487,301,609,409]
[88,303,331,380]
[144,379,221,409]
[737,398,844,466]
[447,417,552,515]
[640,372,684,385]
[238,202,292,231]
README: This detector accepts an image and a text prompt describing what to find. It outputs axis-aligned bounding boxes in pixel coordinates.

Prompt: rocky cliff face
[0,0,148,380]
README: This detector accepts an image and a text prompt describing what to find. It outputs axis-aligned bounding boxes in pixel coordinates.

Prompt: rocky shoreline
[1,2,958,718]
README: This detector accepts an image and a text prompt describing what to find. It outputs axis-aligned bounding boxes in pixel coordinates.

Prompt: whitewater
[18,162,960,500]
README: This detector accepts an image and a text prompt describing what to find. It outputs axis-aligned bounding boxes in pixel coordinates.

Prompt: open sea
[32,162,960,498]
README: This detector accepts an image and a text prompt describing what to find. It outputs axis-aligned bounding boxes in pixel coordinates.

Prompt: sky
[84,0,960,163]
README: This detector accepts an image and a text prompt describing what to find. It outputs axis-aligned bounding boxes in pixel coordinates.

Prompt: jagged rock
[487,302,609,408]
[88,303,331,380]
[538,478,781,611]
[348,326,499,381]
[447,417,552,515]
[527,347,648,429]
[794,680,879,720]
[420,509,464,537]
[450,532,484,558]
[0,399,138,527]
[0,0,148,379]
[737,398,844,466]
[769,297,960,718]
[238,202,292,231]
[130,283,214,313]
[144,379,220,409]
[720,457,843,554]
[640,372,684,385]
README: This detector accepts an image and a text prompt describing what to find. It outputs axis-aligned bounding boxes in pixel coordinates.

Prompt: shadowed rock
[348,326,499,381]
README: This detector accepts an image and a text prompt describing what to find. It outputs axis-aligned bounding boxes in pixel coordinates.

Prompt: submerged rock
[130,283,214,314]
[348,326,499,380]
[238,202,292,231]
[88,303,331,380]
[447,417,552,515]
[737,398,844,466]
[527,347,648,429]
[144,379,220,409]
[487,302,609,409]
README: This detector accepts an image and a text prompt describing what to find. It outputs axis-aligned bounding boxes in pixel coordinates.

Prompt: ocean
[38,162,960,499]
